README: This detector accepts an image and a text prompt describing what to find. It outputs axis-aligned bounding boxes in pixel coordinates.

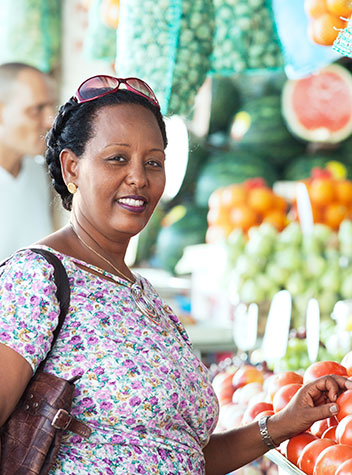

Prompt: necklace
[70,222,134,284]
[70,223,163,324]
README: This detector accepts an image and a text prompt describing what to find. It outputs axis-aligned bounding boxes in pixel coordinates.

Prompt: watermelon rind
[282,63,352,144]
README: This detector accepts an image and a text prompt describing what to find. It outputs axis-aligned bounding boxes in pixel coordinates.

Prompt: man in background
[0,62,56,260]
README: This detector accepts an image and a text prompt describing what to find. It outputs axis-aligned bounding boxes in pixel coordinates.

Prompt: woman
[0,75,351,474]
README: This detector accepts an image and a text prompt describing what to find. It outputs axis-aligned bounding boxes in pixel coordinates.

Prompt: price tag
[306,298,320,362]
[233,302,258,352]
[262,290,292,362]
[296,182,314,236]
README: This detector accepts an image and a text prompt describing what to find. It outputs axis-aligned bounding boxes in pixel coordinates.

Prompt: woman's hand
[268,375,352,444]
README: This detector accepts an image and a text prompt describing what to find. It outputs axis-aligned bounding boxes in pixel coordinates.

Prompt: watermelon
[155,204,208,274]
[194,146,279,207]
[208,76,241,135]
[283,153,352,181]
[282,63,352,144]
[230,95,306,165]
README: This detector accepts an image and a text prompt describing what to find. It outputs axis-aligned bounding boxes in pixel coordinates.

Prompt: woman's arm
[0,343,32,427]
[203,375,352,475]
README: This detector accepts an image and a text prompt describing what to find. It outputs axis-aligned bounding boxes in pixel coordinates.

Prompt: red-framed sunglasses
[73,75,160,109]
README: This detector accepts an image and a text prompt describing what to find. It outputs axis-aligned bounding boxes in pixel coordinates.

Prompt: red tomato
[321,425,338,442]
[254,409,275,421]
[232,365,264,390]
[273,383,303,413]
[310,417,338,437]
[337,390,352,421]
[313,444,352,475]
[241,401,274,425]
[284,432,317,465]
[336,458,352,474]
[303,361,347,384]
[297,438,336,475]
[267,371,303,402]
[337,415,352,446]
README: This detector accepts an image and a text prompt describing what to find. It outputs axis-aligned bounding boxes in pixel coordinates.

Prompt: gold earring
[67,182,77,194]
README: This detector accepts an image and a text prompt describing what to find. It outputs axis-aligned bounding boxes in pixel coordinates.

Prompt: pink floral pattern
[0,247,219,474]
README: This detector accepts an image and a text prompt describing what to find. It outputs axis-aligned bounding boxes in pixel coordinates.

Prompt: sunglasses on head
[72,74,160,109]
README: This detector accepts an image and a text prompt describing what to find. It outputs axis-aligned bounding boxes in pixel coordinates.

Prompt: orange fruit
[326,0,352,17]
[324,202,349,229]
[221,184,246,208]
[336,179,352,204]
[208,187,225,209]
[273,195,288,213]
[207,207,230,227]
[248,187,274,214]
[230,205,258,232]
[262,210,287,231]
[309,13,345,45]
[312,206,324,223]
[305,0,329,18]
[308,178,335,206]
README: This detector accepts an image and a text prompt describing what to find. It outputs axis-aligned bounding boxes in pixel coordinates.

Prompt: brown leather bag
[0,249,91,475]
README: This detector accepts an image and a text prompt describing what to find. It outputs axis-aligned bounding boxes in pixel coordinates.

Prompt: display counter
[266,450,305,475]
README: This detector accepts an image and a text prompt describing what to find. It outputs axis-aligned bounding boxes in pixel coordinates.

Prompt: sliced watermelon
[282,63,352,143]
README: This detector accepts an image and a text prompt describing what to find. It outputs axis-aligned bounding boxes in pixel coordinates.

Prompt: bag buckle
[52,409,72,430]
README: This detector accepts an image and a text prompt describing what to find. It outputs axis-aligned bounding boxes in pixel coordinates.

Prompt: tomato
[313,444,352,475]
[297,438,335,475]
[310,417,338,437]
[337,415,352,446]
[254,409,275,421]
[303,361,347,384]
[241,401,273,425]
[273,383,303,413]
[266,371,303,402]
[336,458,352,474]
[321,425,338,442]
[337,390,352,421]
[232,365,264,390]
[284,432,317,465]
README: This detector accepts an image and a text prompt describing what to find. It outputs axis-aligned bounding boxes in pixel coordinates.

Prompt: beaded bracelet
[258,415,277,450]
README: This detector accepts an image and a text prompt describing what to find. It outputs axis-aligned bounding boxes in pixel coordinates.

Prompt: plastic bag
[0,0,61,72]
[210,0,284,75]
[83,0,117,62]
[115,0,213,116]
[271,0,340,78]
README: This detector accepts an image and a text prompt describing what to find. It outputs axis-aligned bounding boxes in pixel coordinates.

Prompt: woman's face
[72,103,166,242]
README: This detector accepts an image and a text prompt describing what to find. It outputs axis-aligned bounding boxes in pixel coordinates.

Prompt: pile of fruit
[292,166,352,230]
[304,0,352,46]
[212,355,352,474]
[206,177,288,243]
[227,219,352,325]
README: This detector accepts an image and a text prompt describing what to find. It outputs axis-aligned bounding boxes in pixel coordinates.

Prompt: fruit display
[226,219,352,327]
[211,355,352,474]
[304,0,352,45]
[206,178,288,242]
[210,0,283,74]
[291,166,352,230]
[283,154,352,181]
[154,203,208,273]
[116,0,213,115]
[230,95,306,165]
[194,149,279,208]
[282,63,352,143]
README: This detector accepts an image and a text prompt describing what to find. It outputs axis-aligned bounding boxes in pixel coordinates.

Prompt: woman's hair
[45,90,168,211]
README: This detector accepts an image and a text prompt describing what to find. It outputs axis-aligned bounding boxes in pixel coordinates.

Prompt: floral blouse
[0,247,219,474]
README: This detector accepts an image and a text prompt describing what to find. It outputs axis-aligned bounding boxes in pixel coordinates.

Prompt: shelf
[266,450,306,475]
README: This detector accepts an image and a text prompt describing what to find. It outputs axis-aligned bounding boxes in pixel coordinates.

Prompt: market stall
[4,0,352,473]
